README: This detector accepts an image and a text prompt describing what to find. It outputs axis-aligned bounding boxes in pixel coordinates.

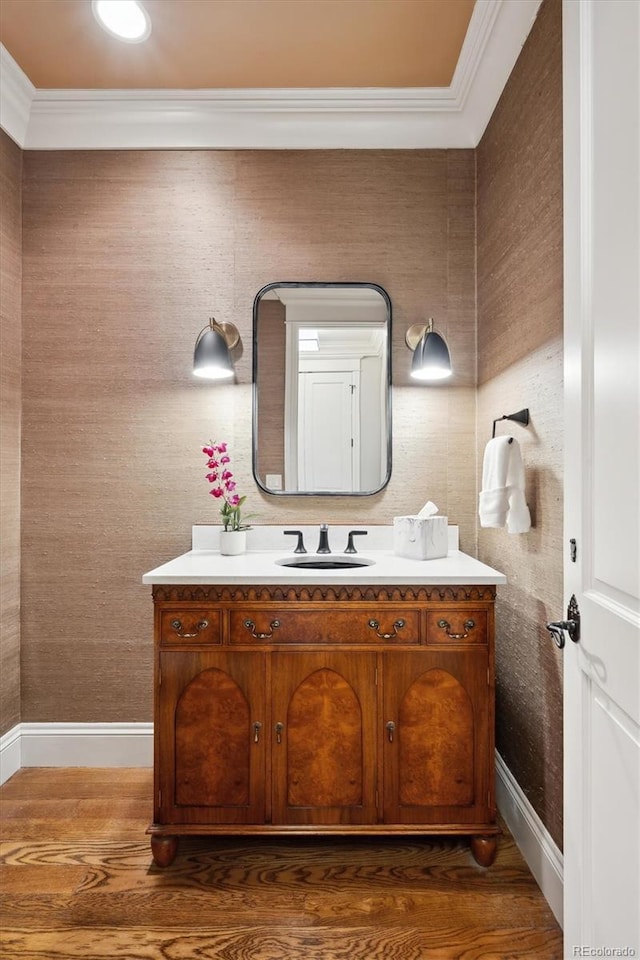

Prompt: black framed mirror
[253,282,392,496]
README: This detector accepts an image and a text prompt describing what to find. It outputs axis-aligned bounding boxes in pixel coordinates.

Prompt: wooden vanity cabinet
[148,584,499,869]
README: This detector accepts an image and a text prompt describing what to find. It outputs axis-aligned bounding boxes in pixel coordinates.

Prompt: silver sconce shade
[193,318,240,380]
[406,318,452,381]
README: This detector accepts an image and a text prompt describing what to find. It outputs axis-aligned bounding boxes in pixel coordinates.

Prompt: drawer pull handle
[253,721,262,744]
[368,618,405,640]
[437,618,475,640]
[170,619,209,638]
[275,722,284,744]
[244,619,281,640]
[386,720,396,743]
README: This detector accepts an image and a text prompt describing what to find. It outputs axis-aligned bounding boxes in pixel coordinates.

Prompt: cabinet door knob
[437,618,475,640]
[275,722,284,744]
[368,618,405,639]
[253,721,262,744]
[386,720,396,743]
[170,619,208,639]
[243,619,281,640]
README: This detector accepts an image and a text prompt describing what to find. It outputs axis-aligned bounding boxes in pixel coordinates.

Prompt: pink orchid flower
[203,441,247,531]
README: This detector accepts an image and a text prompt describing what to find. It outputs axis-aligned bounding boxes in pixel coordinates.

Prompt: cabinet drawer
[230,609,420,645]
[160,609,222,645]
[425,609,487,644]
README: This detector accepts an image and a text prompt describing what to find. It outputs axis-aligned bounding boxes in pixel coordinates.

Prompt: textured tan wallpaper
[21,149,477,722]
[477,0,564,848]
[0,130,22,736]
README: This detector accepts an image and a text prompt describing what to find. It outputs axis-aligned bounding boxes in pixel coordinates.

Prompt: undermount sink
[275,555,376,570]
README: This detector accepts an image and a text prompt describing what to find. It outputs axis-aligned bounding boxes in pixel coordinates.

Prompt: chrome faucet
[317,524,331,554]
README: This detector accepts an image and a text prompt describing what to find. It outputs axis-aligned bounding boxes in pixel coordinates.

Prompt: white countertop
[142,548,506,586]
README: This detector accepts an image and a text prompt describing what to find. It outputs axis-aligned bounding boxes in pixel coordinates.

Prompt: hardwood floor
[0,768,563,959]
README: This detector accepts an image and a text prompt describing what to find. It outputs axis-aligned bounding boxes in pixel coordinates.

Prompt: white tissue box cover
[393,515,449,560]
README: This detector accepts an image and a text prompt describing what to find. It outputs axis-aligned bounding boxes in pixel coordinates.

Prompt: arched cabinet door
[382,651,492,825]
[271,652,377,824]
[157,651,267,824]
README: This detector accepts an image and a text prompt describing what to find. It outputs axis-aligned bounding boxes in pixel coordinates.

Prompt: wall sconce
[193,318,241,380]
[405,318,452,381]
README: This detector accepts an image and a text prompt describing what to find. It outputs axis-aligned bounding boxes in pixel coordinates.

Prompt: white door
[298,371,359,491]
[563,0,639,951]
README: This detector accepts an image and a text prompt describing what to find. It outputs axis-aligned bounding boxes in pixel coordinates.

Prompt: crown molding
[462,0,542,143]
[0,44,35,147]
[0,0,542,150]
[449,0,503,106]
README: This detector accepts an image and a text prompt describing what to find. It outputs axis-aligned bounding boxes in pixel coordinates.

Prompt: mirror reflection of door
[298,368,359,492]
[254,283,391,496]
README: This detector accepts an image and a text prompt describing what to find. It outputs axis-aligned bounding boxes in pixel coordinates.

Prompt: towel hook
[492,408,530,439]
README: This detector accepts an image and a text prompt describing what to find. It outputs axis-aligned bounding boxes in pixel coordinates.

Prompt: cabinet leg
[470,836,497,867]
[151,834,178,868]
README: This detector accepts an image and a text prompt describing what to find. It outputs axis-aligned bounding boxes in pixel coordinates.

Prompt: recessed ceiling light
[92,0,151,43]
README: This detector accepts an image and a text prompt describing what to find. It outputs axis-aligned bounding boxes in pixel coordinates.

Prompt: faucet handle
[283,530,307,554]
[345,530,367,554]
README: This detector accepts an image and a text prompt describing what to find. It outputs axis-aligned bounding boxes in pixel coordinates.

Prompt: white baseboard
[495,751,564,927]
[0,722,153,783]
[1,724,562,925]
[0,724,22,784]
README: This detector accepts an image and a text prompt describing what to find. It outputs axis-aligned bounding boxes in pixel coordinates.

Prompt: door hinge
[570,538,577,562]
[487,667,490,685]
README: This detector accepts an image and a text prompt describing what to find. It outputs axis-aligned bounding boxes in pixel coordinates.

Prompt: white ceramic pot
[219,530,247,556]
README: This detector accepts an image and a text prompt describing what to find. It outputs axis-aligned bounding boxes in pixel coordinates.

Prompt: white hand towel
[479,436,531,533]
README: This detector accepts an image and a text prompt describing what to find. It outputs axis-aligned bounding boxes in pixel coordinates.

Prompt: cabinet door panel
[158,651,266,824]
[287,668,362,806]
[271,652,377,824]
[398,668,474,806]
[383,650,491,824]
[175,668,250,806]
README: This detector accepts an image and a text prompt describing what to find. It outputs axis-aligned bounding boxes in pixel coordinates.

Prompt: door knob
[546,622,570,648]
[546,595,581,648]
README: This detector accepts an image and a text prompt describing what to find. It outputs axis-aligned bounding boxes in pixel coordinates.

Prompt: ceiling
[0,0,542,150]
[0,0,476,90]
